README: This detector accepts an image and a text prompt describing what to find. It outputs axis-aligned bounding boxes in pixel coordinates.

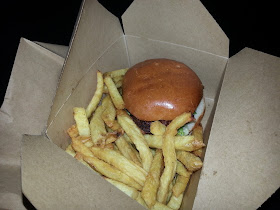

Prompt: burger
[122,58,205,135]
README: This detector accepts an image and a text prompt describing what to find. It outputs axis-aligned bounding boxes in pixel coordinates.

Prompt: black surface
[1,0,279,209]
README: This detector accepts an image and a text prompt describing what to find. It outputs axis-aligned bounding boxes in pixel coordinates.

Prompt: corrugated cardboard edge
[193,48,280,209]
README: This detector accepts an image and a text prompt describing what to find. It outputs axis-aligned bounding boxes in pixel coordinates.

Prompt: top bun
[122,59,203,121]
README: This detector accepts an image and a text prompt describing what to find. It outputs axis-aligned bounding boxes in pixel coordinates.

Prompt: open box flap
[35,41,69,58]
[193,48,280,209]
[21,135,144,209]
[0,38,64,209]
[50,0,125,121]
[122,0,229,58]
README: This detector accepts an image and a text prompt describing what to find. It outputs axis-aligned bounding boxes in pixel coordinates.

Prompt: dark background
[1,0,279,209]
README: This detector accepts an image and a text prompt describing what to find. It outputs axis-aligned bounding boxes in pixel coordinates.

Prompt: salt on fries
[66,69,205,209]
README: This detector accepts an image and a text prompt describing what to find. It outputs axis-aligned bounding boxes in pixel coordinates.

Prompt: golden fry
[172,175,191,197]
[192,148,203,157]
[65,144,76,157]
[144,135,204,151]
[192,125,204,157]
[105,132,118,144]
[115,135,142,167]
[103,68,128,78]
[104,76,125,110]
[176,161,191,177]
[101,95,116,127]
[157,112,192,204]
[89,105,107,145]
[124,134,142,164]
[73,107,91,137]
[103,82,122,94]
[83,155,142,190]
[86,71,104,118]
[90,147,147,186]
[176,150,203,172]
[105,178,139,200]
[67,124,79,139]
[141,149,164,208]
[112,75,123,83]
[150,121,166,135]
[167,193,184,210]
[166,177,176,204]
[74,152,92,169]
[117,110,153,172]
[71,138,94,157]
[193,125,203,142]
[135,193,148,208]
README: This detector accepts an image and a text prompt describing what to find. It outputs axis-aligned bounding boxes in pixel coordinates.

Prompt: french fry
[104,143,114,150]
[193,125,203,142]
[176,150,203,172]
[192,148,203,157]
[117,110,153,172]
[176,160,192,177]
[73,107,91,137]
[115,135,142,167]
[150,121,166,135]
[166,180,174,204]
[111,75,124,90]
[104,132,118,145]
[172,175,191,197]
[105,178,139,200]
[103,68,128,78]
[141,149,164,208]
[167,193,184,210]
[74,152,92,169]
[104,75,125,110]
[90,147,147,186]
[89,105,107,145]
[123,134,142,164]
[192,125,204,157]
[101,95,123,132]
[103,81,122,94]
[67,124,79,139]
[144,135,205,151]
[157,112,192,204]
[136,193,148,208]
[101,95,116,127]
[65,144,76,157]
[71,138,94,157]
[67,124,94,147]
[83,155,142,190]
[65,66,206,210]
[113,143,120,152]
[85,71,104,118]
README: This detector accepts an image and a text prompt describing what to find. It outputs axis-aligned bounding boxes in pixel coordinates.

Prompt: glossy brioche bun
[122,58,203,121]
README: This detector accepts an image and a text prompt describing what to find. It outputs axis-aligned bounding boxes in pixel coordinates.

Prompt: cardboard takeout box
[2,0,279,209]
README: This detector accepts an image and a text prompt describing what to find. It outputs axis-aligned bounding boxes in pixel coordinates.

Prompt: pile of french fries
[65,68,205,209]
